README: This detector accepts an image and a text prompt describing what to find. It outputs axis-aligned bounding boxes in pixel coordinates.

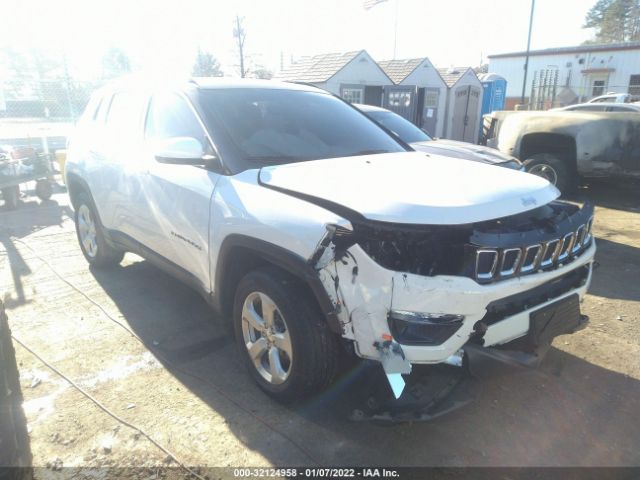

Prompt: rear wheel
[2,186,20,210]
[74,193,124,267]
[524,153,572,193]
[233,267,339,403]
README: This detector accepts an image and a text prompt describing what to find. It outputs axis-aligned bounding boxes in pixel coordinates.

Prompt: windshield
[367,110,432,143]
[199,88,405,166]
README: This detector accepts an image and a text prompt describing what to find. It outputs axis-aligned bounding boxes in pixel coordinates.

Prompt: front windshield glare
[200,89,405,165]
[369,111,432,143]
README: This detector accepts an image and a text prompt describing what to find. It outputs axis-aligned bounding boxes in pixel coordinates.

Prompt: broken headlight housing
[388,310,465,345]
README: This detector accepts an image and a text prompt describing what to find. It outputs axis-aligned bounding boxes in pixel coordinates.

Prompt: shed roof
[377,58,425,84]
[488,41,640,59]
[275,51,362,83]
[436,67,473,87]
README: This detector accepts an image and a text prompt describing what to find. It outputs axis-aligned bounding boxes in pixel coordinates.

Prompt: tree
[233,15,247,78]
[102,47,131,79]
[251,67,273,80]
[584,0,640,43]
[192,48,223,77]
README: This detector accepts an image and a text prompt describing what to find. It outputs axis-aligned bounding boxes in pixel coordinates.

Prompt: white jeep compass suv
[65,78,595,411]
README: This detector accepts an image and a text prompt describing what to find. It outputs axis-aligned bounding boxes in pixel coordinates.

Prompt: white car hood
[259,152,560,225]
[412,139,519,164]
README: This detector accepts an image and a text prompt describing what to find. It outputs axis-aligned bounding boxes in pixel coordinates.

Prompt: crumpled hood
[259,152,559,225]
[412,139,521,167]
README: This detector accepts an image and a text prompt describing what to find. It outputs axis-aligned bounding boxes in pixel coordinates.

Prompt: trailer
[0,145,54,209]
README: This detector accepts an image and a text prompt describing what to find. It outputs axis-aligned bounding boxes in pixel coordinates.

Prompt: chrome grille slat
[500,248,523,276]
[520,244,542,273]
[540,239,561,267]
[476,249,499,280]
[557,232,575,262]
[572,225,585,253]
[474,222,593,283]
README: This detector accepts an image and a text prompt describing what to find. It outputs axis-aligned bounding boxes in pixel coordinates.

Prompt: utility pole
[393,0,399,59]
[520,0,535,107]
[234,15,246,78]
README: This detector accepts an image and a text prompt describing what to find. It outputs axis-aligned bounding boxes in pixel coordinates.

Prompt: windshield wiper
[346,149,391,157]
[247,155,304,165]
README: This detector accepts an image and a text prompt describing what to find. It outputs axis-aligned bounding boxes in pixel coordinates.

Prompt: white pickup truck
[65,78,595,416]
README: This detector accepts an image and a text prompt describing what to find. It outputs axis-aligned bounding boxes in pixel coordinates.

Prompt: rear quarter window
[105,91,146,140]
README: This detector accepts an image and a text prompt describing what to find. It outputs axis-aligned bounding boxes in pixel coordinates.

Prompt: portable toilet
[479,73,507,116]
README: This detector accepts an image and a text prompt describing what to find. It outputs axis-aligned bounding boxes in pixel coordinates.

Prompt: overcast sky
[2,0,596,79]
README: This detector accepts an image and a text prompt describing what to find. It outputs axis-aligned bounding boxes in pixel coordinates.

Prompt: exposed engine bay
[326,200,594,283]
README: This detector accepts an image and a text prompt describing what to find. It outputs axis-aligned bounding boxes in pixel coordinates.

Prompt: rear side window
[145,93,208,146]
[105,91,146,140]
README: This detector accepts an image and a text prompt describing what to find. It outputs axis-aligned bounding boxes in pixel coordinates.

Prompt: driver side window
[145,93,209,149]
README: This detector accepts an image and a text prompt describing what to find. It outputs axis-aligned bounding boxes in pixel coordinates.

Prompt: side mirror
[154,137,215,165]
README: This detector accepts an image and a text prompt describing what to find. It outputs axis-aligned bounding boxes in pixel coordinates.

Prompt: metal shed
[438,67,484,143]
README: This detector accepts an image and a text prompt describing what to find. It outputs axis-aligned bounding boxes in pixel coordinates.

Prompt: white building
[488,41,640,109]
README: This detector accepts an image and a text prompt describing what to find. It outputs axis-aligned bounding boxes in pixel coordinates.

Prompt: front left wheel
[74,193,124,267]
[233,267,339,403]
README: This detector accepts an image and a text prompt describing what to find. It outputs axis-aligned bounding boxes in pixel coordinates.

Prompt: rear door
[92,89,148,233]
[140,92,221,290]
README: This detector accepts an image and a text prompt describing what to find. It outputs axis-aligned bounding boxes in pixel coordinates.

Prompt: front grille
[473,214,593,284]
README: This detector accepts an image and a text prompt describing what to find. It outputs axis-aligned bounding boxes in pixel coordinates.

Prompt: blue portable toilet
[479,73,507,116]
[478,73,507,140]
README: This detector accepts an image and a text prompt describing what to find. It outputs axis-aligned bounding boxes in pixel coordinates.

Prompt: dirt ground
[0,178,639,476]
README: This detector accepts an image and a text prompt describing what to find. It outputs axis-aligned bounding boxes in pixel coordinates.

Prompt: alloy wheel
[241,291,293,385]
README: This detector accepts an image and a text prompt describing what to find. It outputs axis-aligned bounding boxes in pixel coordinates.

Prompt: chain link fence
[0,76,101,156]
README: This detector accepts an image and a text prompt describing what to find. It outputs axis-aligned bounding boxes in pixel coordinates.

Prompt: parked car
[355,104,523,170]
[553,102,640,113]
[483,109,640,191]
[66,79,595,415]
[587,93,640,103]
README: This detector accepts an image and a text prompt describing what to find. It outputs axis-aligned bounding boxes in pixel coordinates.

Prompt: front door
[141,92,221,290]
[383,85,418,123]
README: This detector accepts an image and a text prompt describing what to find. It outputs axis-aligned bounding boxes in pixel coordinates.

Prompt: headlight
[388,310,465,345]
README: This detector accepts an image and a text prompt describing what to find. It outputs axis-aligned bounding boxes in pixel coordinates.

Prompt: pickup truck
[482,110,640,192]
[65,79,595,419]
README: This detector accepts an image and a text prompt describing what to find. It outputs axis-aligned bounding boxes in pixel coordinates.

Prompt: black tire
[74,192,124,267]
[0,301,33,478]
[233,266,339,403]
[35,179,52,201]
[1,186,20,210]
[523,153,573,193]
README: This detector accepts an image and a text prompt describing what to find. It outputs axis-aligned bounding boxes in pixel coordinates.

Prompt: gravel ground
[0,178,639,477]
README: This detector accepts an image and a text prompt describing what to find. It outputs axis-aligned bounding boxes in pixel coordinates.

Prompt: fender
[213,234,342,334]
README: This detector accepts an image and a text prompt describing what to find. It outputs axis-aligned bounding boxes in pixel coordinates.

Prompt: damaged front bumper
[350,311,589,423]
[312,202,596,403]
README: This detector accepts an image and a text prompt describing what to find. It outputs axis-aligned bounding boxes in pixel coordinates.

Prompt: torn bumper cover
[352,310,589,423]
[313,201,595,403]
